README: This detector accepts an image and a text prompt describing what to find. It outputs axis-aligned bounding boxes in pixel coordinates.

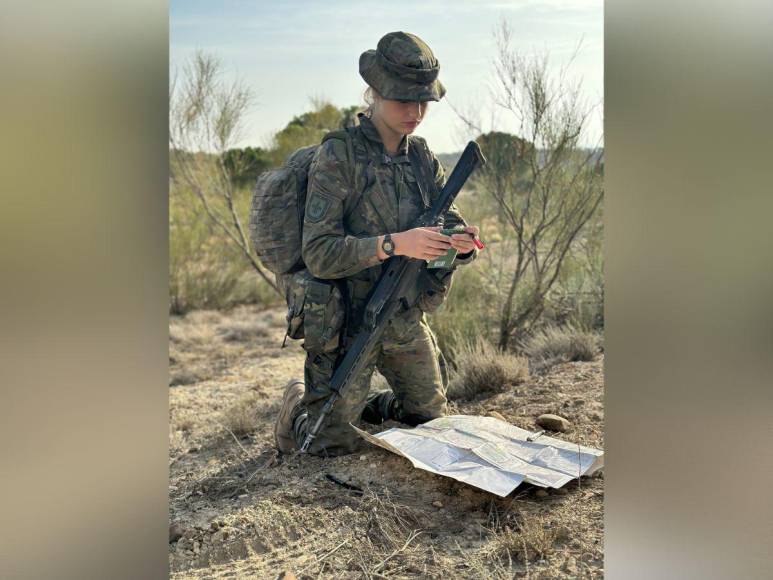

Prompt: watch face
[384,240,394,253]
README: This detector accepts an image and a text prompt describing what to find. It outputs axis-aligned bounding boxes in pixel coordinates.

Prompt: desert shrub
[523,325,601,369]
[447,339,529,400]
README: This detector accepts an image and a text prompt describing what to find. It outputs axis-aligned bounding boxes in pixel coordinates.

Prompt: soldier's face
[375,98,429,135]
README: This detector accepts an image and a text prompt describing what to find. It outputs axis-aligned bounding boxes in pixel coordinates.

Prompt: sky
[170,0,603,154]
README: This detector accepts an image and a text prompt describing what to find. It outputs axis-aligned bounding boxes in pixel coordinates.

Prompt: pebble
[359,455,367,461]
[536,413,571,432]
[534,489,549,499]
[432,500,444,508]
[169,523,185,543]
[276,572,297,580]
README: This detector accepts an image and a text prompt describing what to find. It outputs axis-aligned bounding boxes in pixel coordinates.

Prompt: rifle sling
[408,138,440,211]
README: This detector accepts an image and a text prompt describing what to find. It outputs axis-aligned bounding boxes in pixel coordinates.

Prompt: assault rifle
[300,141,486,453]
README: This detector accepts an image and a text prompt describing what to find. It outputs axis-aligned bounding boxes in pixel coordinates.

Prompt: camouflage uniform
[283,32,476,456]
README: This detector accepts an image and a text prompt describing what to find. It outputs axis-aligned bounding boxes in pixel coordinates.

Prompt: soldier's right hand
[393,227,452,261]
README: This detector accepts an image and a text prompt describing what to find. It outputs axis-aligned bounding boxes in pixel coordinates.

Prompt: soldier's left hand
[450,225,480,254]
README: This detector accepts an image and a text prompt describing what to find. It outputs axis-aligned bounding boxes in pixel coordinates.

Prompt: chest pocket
[346,161,388,235]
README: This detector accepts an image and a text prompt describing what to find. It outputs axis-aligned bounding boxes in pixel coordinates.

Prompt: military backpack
[248,128,360,276]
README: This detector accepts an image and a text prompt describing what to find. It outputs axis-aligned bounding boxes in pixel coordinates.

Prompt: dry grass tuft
[464,552,522,579]
[184,309,222,325]
[172,414,195,433]
[343,490,430,578]
[482,514,558,564]
[523,325,600,371]
[218,319,270,342]
[447,339,529,400]
[220,392,261,437]
[169,323,218,347]
[359,489,426,551]
[169,369,203,387]
[169,322,185,344]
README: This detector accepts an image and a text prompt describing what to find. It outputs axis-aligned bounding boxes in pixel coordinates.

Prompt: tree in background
[170,51,279,294]
[269,99,358,165]
[223,146,272,188]
[455,22,603,350]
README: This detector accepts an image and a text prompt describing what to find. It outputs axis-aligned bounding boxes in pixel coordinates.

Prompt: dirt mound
[169,305,604,578]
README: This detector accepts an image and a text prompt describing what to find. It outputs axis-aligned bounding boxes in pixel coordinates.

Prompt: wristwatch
[381,233,396,257]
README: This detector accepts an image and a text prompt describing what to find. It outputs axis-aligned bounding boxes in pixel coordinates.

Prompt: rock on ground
[537,413,572,432]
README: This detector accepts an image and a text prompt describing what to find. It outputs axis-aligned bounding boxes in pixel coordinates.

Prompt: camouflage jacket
[302,113,476,319]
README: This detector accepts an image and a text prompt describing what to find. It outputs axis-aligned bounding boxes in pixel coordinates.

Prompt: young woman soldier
[275,31,480,456]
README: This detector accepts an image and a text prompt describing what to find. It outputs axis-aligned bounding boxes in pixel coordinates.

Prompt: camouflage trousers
[291,307,448,456]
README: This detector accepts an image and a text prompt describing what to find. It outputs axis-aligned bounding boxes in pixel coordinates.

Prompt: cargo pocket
[418,268,455,313]
[306,352,337,396]
[302,277,345,354]
[281,270,309,343]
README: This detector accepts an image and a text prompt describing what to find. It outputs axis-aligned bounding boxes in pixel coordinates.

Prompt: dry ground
[169,305,604,578]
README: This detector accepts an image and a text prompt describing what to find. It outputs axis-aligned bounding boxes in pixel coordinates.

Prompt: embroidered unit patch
[306,192,332,223]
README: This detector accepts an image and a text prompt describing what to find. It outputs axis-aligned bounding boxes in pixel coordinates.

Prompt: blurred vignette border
[0,0,771,578]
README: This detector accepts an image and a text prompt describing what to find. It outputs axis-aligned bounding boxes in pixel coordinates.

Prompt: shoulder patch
[305,191,333,223]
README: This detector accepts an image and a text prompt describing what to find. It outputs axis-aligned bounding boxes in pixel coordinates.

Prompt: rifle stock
[300,141,486,454]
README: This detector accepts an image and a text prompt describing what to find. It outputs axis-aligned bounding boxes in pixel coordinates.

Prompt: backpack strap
[407,136,440,210]
[321,127,366,220]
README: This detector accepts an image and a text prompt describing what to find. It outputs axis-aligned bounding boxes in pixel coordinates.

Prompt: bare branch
[170,52,280,296]
[454,18,604,348]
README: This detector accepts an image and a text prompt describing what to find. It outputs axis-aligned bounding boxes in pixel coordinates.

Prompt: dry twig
[371,530,423,574]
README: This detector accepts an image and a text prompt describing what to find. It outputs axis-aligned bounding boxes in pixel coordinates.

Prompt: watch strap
[382,233,395,257]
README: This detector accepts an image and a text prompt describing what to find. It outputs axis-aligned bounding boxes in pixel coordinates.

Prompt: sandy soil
[169,305,604,578]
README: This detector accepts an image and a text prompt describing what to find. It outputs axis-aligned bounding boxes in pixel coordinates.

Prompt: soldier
[275,31,480,456]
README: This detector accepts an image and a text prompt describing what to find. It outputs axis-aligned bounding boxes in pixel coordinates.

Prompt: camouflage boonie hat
[359,31,446,102]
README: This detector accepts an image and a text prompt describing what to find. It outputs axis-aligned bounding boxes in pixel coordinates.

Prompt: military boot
[361,391,436,427]
[360,391,398,425]
[274,378,304,453]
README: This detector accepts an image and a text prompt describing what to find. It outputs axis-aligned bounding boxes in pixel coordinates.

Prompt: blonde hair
[362,86,380,118]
